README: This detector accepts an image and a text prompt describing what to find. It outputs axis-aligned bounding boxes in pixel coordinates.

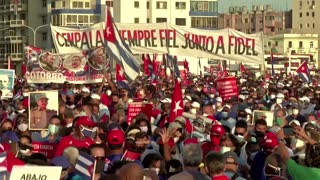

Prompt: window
[307,23,310,28]
[299,1,302,8]
[226,19,230,26]
[267,42,271,47]
[42,0,46,7]
[72,1,83,8]
[288,41,292,48]
[245,18,248,23]
[51,2,55,8]
[147,18,150,23]
[310,41,314,48]
[21,29,25,36]
[299,24,302,29]
[42,15,46,24]
[300,12,302,17]
[313,23,315,28]
[147,2,149,9]
[134,18,139,23]
[85,2,90,8]
[20,13,25,20]
[251,18,254,22]
[62,1,65,7]
[134,1,139,8]
[156,18,167,23]
[156,2,167,9]
[42,32,47,41]
[275,41,278,46]
[312,1,315,6]
[190,1,217,12]
[106,0,113,7]
[299,41,303,48]
[191,17,217,29]
[312,12,315,17]
[307,12,309,16]
[176,2,186,9]
[175,18,186,26]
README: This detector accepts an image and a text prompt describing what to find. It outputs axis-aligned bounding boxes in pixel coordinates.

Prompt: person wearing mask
[15,115,31,137]
[106,129,125,163]
[252,119,268,144]
[306,114,319,126]
[190,101,201,115]
[205,152,229,180]
[274,108,288,128]
[201,124,225,157]
[135,114,152,137]
[215,97,224,114]
[220,134,240,154]
[55,116,96,156]
[299,97,315,116]
[270,93,284,112]
[223,151,246,180]
[142,153,163,177]
[89,144,107,180]
[219,105,236,132]
[17,135,33,163]
[82,103,98,123]
[41,115,62,143]
[0,120,14,135]
[169,143,210,180]
[119,86,133,113]
[250,132,279,180]
[286,105,306,126]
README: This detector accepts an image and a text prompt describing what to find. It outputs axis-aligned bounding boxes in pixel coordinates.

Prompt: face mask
[276,98,283,104]
[276,117,283,126]
[235,135,244,143]
[210,136,220,146]
[80,125,94,138]
[19,149,31,154]
[220,146,231,154]
[190,108,197,115]
[150,168,160,175]
[255,131,265,137]
[310,120,317,125]
[17,109,25,114]
[106,90,112,96]
[18,123,28,132]
[221,111,228,119]
[292,108,299,115]
[209,94,215,98]
[249,151,258,160]
[216,102,222,107]
[48,124,60,135]
[140,126,148,133]
[173,137,179,143]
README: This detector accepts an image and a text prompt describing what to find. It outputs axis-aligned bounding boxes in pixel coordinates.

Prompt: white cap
[81,87,90,93]
[216,97,223,102]
[184,95,192,101]
[244,108,252,114]
[289,120,301,126]
[91,93,100,100]
[160,98,172,103]
[239,95,245,100]
[191,101,201,108]
[276,93,285,99]
[299,96,310,103]
[224,104,231,109]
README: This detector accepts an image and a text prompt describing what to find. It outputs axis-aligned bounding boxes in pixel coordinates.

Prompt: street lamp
[22,24,48,46]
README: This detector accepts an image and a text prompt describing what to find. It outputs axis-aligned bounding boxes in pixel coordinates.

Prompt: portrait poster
[0,69,15,98]
[252,110,274,127]
[28,91,59,130]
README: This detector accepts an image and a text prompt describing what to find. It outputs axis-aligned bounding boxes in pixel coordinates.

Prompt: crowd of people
[0,71,320,180]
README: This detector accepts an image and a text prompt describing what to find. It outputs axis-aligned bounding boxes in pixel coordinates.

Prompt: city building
[264,33,318,70]
[218,5,292,35]
[189,0,218,29]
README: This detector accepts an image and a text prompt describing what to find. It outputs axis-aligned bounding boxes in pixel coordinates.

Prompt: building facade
[218,5,292,35]
[189,0,218,29]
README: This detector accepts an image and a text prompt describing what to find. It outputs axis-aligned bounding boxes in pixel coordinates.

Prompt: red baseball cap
[107,129,125,145]
[75,116,96,127]
[184,138,199,145]
[211,124,225,136]
[261,132,279,148]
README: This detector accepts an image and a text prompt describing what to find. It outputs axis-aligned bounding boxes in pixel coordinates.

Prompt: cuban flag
[173,56,180,79]
[104,7,140,81]
[296,61,311,83]
[75,151,96,180]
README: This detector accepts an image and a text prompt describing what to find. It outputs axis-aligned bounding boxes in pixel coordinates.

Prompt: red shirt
[201,142,220,158]
[212,175,230,180]
[55,135,95,156]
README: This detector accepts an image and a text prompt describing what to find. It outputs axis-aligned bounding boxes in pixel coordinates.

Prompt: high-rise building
[292,0,316,34]
[218,5,292,35]
[190,0,218,29]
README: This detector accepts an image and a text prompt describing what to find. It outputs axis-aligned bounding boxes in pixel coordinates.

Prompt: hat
[289,120,301,126]
[107,129,125,145]
[276,93,285,99]
[184,95,192,101]
[168,122,183,132]
[51,156,71,170]
[191,101,201,108]
[75,116,96,127]
[244,108,252,115]
[81,87,90,93]
[91,94,100,100]
[35,94,48,101]
[184,138,198,145]
[239,95,245,100]
[223,151,239,165]
[261,132,279,148]
[216,97,223,102]
[174,116,186,125]
[210,124,225,135]
[160,98,172,104]
[299,96,310,103]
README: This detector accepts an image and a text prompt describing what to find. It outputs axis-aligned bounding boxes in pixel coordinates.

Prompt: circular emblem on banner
[87,47,109,70]
[39,52,62,72]
[63,54,87,73]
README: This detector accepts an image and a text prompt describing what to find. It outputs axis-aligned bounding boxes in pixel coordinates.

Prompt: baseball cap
[261,132,279,148]
[223,151,239,165]
[91,94,100,100]
[210,124,225,135]
[160,98,172,104]
[81,87,90,93]
[75,116,96,127]
[191,101,201,108]
[216,97,223,103]
[107,129,125,145]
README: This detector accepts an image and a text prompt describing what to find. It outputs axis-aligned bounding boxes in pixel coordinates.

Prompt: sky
[218,0,292,13]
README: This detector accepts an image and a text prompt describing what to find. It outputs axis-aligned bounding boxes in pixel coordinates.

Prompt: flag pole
[92,159,97,180]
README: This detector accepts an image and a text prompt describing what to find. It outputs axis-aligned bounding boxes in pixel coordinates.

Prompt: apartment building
[189,0,218,29]
[218,5,292,35]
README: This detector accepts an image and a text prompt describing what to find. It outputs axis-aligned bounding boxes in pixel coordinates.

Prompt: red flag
[240,63,247,74]
[21,62,26,76]
[183,59,189,74]
[104,8,116,43]
[153,54,159,76]
[143,54,151,76]
[116,63,126,82]
[168,80,184,123]
[7,56,13,70]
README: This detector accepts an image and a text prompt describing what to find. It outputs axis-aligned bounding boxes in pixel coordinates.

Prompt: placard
[216,76,239,100]
[127,103,153,125]
[32,142,57,159]
[10,166,62,180]
[252,110,274,127]
[0,69,15,99]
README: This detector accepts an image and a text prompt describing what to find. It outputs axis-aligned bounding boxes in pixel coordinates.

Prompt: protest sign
[29,91,58,130]
[127,102,153,125]
[10,166,62,180]
[32,142,57,159]
[216,77,238,100]
[0,69,15,98]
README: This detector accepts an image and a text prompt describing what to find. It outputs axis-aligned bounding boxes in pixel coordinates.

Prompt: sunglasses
[234,132,244,136]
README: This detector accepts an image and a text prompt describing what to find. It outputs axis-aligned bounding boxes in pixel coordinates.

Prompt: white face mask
[190,108,197,115]
[270,94,276,99]
[293,109,299,115]
[173,137,179,143]
[17,109,25,114]
[19,149,30,154]
[106,90,112,96]
[235,135,244,143]
[18,123,28,132]
[209,94,215,98]
[220,146,231,154]
[140,126,148,132]
[276,98,283,104]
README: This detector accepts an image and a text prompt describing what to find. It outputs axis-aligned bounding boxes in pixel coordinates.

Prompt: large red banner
[127,103,153,125]
[216,77,238,100]
[32,142,57,159]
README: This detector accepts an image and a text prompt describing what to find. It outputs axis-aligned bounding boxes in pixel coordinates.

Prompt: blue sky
[218,0,292,13]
